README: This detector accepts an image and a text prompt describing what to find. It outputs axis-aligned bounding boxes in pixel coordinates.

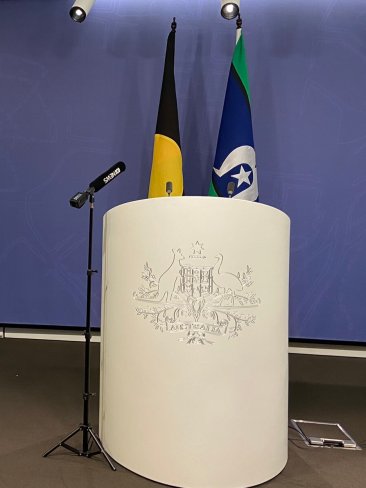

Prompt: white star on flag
[232,165,252,188]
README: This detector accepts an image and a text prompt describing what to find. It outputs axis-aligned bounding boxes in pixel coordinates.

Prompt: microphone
[69,161,126,209]
[166,181,173,196]
[88,161,126,193]
[227,181,235,198]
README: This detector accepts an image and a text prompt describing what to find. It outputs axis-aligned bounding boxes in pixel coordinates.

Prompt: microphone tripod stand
[43,191,116,470]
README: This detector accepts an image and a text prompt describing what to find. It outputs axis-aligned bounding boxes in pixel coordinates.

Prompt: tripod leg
[43,426,82,457]
[87,428,117,471]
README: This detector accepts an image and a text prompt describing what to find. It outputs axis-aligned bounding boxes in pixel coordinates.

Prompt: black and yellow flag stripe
[148,20,183,198]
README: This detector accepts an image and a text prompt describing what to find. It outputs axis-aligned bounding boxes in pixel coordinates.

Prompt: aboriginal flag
[148,20,183,198]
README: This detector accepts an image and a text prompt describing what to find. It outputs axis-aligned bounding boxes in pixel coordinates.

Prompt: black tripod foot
[43,424,116,471]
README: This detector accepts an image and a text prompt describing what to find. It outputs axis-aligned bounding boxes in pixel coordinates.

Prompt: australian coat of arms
[133,242,261,345]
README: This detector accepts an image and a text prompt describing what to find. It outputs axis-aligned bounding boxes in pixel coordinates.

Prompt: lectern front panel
[100,197,290,488]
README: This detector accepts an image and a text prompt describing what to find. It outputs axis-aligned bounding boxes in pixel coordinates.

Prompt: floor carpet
[1,338,365,488]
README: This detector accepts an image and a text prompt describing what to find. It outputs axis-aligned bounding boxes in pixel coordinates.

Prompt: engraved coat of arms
[133,242,261,345]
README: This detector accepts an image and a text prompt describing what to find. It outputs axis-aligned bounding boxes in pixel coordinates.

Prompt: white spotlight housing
[221,0,240,20]
[69,0,96,23]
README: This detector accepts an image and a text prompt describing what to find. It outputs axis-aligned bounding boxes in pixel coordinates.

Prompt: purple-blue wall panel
[0,0,365,341]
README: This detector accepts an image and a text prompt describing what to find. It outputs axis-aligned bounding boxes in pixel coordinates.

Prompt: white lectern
[99,197,290,488]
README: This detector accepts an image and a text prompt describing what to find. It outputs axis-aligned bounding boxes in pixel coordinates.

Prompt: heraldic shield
[100,197,290,488]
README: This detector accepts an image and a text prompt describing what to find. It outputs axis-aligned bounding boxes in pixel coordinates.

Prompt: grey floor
[1,338,366,488]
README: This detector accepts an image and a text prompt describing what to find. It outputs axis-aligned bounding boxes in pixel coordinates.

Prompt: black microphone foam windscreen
[89,161,126,193]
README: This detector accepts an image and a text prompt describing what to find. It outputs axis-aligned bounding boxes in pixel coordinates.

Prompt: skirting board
[288,342,366,358]
[1,328,101,343]
[1,328,366,358]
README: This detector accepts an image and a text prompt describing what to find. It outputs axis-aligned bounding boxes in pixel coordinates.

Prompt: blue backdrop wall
[0,0,365,342]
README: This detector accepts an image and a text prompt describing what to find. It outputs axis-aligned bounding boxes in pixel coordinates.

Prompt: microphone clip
[69,187,95,209]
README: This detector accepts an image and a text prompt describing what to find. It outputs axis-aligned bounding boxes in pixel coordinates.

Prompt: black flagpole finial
[236,13,242,30]
[171,17,177,32]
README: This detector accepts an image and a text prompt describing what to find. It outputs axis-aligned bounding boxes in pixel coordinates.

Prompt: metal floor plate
[290,419,361,450]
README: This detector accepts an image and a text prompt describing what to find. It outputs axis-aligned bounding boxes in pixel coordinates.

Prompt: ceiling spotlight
[221,1,240,20]
[69,0,96,23]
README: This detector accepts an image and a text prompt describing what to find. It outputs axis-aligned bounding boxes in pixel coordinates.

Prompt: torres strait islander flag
[209,27,258,201]
[148,19,183,198]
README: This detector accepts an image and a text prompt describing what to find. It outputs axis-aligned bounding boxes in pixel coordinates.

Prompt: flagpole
[236,13,242,42]
[236,12,242,30]
[209,6,259,201]
[148,17,183,198]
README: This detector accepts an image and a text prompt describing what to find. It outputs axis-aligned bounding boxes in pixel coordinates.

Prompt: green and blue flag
[209,28,258,200]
